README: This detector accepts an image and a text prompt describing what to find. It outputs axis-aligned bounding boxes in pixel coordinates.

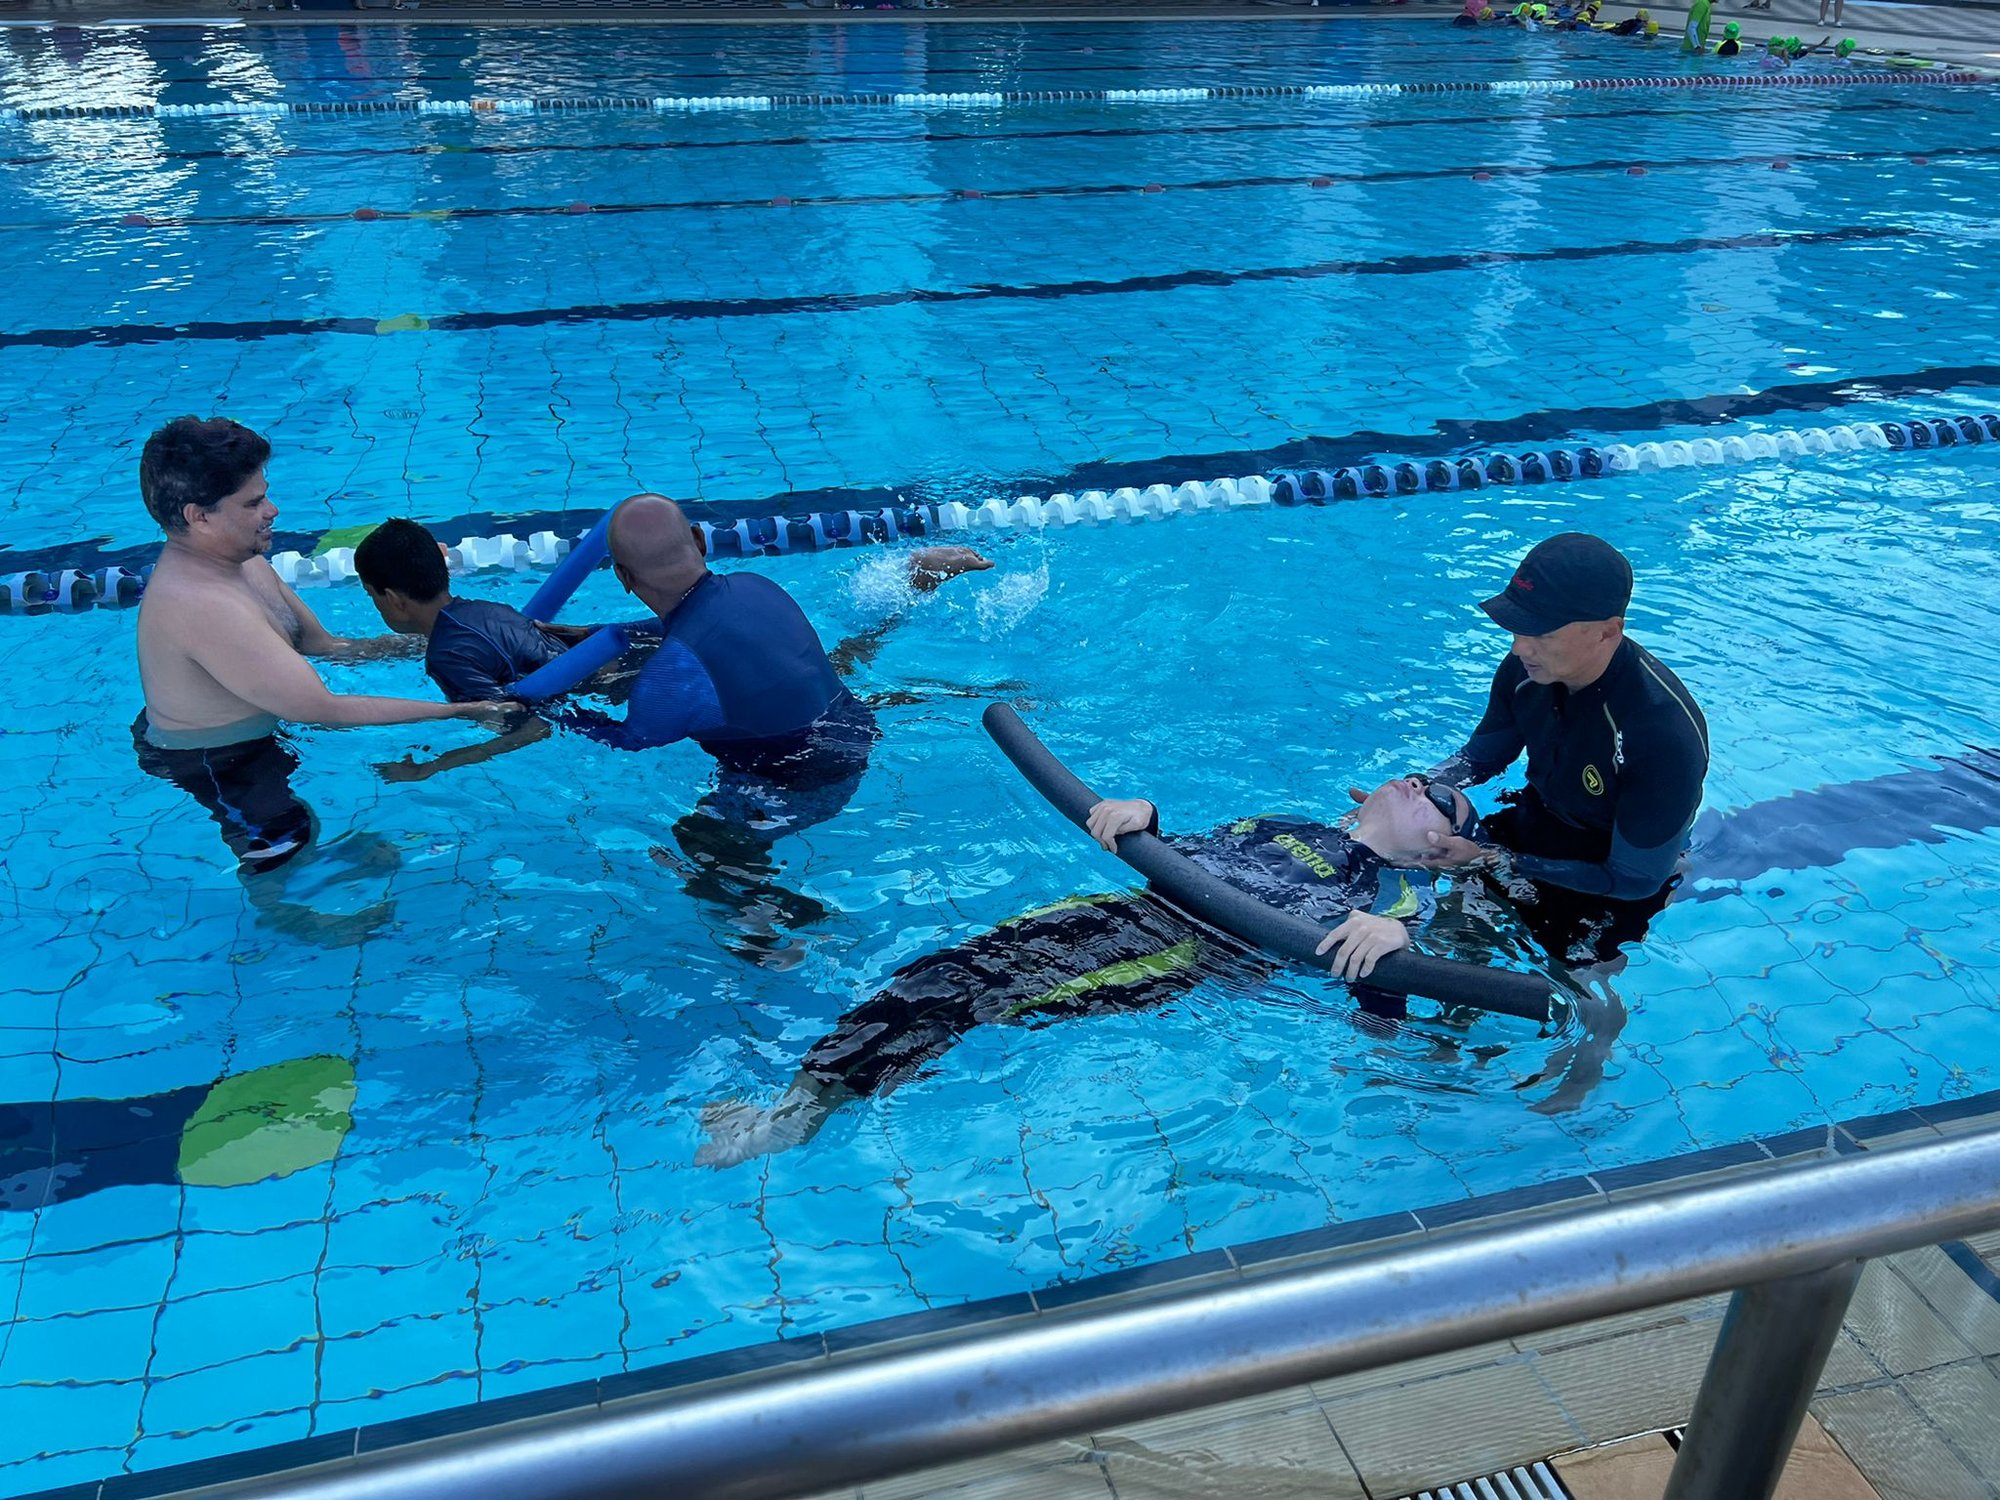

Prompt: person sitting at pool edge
[133,416,502,874]
[354,514,992,780]
[696,773,1487,1167]
[1416,533,1708,965]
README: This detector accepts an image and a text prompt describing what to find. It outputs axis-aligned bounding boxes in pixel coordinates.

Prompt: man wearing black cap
[1422,532,1709,961]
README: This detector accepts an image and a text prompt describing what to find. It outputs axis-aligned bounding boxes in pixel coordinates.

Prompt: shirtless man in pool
[135,416,496,871]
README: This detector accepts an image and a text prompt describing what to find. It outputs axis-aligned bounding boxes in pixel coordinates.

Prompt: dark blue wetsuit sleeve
[427,644,511,705]
[1426,657,1528,788]
[558,637,726,751]
[1511,735,1704,899]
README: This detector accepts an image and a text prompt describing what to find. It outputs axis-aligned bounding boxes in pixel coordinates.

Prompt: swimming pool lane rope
[0,67,1988,124]
[5,413,1993,616]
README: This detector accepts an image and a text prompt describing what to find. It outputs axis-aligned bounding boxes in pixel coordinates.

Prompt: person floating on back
[697,773,1489,1166]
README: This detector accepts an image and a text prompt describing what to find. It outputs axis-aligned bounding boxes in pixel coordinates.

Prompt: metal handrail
[184,1128,2000,1500]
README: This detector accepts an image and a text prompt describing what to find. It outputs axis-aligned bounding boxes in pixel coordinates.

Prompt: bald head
[608,492,707,613]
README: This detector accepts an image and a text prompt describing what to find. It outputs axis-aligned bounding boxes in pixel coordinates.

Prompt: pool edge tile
[822,1293,1039,1355]
[596,1334,830,1406]
[354,1377,601,1454]
[1228,1211,1428,1271]
[98,1433,356,1500]
[1031,1251,1238,1312]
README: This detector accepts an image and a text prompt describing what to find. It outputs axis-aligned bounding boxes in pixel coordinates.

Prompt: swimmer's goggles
[1413,776,1485,842]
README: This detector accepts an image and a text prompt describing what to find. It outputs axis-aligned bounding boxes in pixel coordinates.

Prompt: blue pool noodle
[507,621,631,704]
[982,703,1560,1021]
[523,509,613,623]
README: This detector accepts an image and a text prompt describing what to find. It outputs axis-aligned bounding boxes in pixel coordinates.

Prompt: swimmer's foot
[695,1084,832,1167]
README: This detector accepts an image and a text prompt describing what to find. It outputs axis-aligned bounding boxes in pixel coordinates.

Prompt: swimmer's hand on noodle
[1316,911,1411,980]
[907,545,994,593]
[1085,798,1157,851]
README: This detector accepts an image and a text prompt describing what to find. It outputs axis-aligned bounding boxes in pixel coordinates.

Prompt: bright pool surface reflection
[2,16,1999,1493]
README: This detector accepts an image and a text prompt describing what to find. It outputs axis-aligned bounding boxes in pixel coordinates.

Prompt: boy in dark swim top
[355,518,578,705]
[696,773,1486,1166]
[355,517,594,782]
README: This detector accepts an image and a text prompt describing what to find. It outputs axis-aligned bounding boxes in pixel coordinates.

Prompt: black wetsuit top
[1168,813,1436,925]
[1431,638,1708,900]
[794,812,1432,1101]
[1716,37,1740,54]
[426,599,567,703]
[1609,15,1643,32]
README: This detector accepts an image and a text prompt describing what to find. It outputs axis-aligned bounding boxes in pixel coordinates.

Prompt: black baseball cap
[1480,533,1633,636]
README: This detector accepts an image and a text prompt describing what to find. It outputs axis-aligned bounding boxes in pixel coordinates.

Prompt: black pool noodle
[982,704,1560,1023]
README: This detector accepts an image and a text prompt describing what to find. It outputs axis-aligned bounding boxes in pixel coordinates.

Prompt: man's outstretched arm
[826,546,992,677]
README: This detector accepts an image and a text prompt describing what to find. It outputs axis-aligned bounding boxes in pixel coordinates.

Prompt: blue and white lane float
[0,67,1988,124]
[2,413,1995,615]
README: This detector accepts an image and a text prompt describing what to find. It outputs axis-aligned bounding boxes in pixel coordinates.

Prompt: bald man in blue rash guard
[1419,533,1709,965]
[560,492,881,767]
[561,493,917,963]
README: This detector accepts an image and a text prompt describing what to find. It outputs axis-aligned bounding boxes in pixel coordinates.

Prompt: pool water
[2,17,1999,1493]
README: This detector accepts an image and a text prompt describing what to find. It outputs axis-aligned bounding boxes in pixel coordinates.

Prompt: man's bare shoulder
[140,552,266,627]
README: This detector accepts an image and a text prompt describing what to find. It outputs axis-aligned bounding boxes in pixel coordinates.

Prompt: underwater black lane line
[10,355,1999,578]
[36,141,1999,233]
[0,222,1917,354]
[0,93,1945,170]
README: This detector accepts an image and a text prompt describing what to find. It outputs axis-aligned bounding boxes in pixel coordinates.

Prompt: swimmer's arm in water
[826,546,993,677]
[193,588,497,728]
[558,637,725,751]
[376,716,552,783]
[266,562,423,662]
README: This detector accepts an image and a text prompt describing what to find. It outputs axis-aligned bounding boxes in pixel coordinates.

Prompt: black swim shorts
[132,715,315,874]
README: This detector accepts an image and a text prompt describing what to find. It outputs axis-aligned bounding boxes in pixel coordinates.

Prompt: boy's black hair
[354,518,450,602]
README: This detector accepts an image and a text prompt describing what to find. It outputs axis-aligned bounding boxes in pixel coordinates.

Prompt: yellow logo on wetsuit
[1380,875,1421,919]
[1583,765,1605,795]
[1273,833,1339,880]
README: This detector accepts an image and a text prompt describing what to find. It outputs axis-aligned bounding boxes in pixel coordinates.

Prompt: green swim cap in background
[1723,21,1740,36]
[1835,36,1856,54]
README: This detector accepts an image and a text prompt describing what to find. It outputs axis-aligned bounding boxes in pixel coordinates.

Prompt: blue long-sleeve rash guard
[559,570,876,778]
[1429,638,1709,901]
